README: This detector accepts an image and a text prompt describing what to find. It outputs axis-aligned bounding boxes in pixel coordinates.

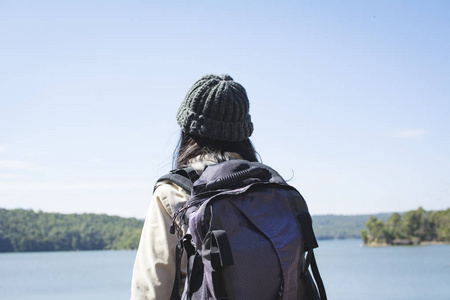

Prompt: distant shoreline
[362,240,450,247]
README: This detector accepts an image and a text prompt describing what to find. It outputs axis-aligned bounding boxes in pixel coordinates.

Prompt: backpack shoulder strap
[298,212,327,300]
[155,167,199,300]
[154,167,199,193]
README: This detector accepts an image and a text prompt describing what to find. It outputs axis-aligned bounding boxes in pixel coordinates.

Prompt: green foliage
[0,208,143,252]
[361,207,450,245]
[387,213,404,240]
[434,209,450,241]
[366,216,390,244]
[360,230,368,244]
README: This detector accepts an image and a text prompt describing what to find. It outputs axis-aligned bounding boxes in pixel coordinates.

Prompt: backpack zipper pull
[278,281,284,299]
[170,212,178,234]
[169,223,176,234]
[170,205,186,235]
[170,215,183,237]
[170,197,209,235]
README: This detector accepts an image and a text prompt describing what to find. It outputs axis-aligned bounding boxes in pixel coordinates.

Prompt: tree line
[0,208,143,252]
[360,207,450,246]
[1,208,375,252]
[312,213,391,239]
[3,207,447,252]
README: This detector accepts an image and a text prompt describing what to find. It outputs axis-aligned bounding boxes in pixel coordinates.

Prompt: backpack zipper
[170,197,208,235]
[170,187,251,235]
[169,167,265,235]
[278,281,284,299]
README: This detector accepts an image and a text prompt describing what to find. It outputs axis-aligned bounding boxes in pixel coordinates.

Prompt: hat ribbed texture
[176,74,253,142]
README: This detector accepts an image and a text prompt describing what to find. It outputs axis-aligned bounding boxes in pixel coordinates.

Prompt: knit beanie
[176,74,254,142]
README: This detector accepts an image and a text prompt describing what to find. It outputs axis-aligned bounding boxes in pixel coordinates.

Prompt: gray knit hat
[176,74,253,142]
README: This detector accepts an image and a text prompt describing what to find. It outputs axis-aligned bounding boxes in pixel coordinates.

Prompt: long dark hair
[173,131,259,169]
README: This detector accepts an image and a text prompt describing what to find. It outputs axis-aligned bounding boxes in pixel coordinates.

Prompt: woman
[130,74,259,300]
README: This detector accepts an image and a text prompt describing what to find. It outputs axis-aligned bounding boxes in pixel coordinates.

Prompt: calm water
[1,239,449,300]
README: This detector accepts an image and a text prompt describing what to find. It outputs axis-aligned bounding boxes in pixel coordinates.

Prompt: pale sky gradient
[1,1,449,218]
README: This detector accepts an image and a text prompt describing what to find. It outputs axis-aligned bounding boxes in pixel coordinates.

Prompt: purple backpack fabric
[161,160,326,300]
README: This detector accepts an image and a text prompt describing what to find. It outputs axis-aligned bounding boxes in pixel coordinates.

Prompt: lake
[1,239,449,299]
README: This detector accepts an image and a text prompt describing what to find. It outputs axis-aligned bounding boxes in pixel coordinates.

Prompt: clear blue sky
[1,0,449,218]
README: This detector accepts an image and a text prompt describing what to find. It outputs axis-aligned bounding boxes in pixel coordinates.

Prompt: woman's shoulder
[153,180,190,217]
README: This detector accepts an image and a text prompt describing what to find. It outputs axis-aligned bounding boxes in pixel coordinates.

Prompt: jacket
[130,154,242,300]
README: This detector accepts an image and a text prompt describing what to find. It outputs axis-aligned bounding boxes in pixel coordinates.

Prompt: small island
[360,207,450,246]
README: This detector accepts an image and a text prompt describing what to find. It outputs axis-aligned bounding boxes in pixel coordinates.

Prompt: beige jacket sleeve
[130,181,189,300]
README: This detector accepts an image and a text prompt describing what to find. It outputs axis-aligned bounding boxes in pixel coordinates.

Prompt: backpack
[157,159,327,300]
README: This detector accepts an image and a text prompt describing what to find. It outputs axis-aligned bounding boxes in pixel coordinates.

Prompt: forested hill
[1,208,390,252]
[0,208,142,252]
[312,213,391,239]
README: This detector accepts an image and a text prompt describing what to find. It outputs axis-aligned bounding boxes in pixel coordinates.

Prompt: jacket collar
[189,152,243,175]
